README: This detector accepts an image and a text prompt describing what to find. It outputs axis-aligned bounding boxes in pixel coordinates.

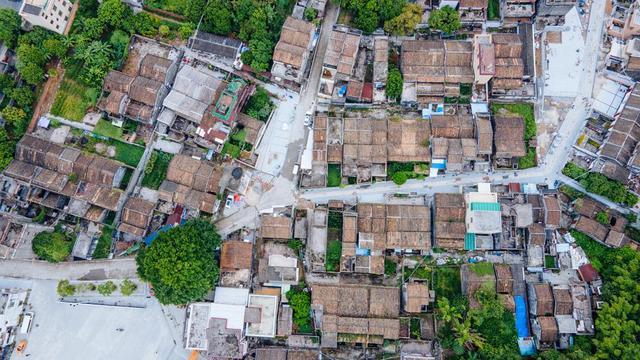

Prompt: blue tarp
[431,160,446,169]
[515,295,529,337]
[338,85,347,97]
[144,218,186,246]
[356,247,371,256]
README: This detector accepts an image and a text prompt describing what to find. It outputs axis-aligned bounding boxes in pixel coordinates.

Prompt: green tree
[98,0,131,28]
[0,73,14,93]
[136,219,221,305]
[97,281,117,296]
[304,7,318,21]
[185,0,207,23]
[57,280,76,297]
[0,9,21,49]
[43,38,67,60]
[387,65,403,101]
[130,12,159,37]
[1,106,26,125]
[32,230,75,263]
[428,6,461,34]
[158,25,170,38]
[178,23,196,40]
[243,87,273,121]
[353,0,379,34]
[204,0,234,35]
[120,279,137,296]
[9,87,35,108]
[384,3,422,35]
[0,128,14,171]
[392,171,408,185]
[80,17,106,40]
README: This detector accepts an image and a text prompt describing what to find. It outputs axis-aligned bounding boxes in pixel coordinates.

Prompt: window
[53,5,57,11]
[68,6,72,11]
[58,10,62,16]
[62,1,66,5]
[56,25,59,29]
[50,20,54,24]
[64,16,68,21]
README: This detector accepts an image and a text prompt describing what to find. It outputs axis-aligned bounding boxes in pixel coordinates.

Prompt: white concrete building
[19,0,75,35]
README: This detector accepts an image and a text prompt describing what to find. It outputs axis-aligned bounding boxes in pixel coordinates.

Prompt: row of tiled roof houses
[184,179,618,358]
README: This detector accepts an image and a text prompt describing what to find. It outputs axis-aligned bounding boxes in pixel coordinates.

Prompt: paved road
[0,258,138,280]
[280,2,340,179]
[302,0,611,210]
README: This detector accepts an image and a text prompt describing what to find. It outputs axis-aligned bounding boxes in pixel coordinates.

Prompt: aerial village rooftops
[433,193,467,250]
[387,119,431,162]
[494,115,526,158]
[162,65,223,124]
[272,16,316,69]
[574,216,609,243]
[600,83,640,166]
[118,197,155,237]
[311,284,399,318]
[188,31,243,60]
[403,282,433,313]
[324,28,361,75]
[260,215,293,240]
[220,241,253,271]
[401,40,473,84]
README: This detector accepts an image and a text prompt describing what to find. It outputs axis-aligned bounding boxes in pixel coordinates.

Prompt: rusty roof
[494,115,526,158]
[533,283,554,316]
[260,215,293,239]
[121,197,155,229]
[220,241,253,271]
[574,216,609,242]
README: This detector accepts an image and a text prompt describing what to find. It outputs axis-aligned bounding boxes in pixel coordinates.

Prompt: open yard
[488,0,500,20]
[142,151,173,189]
[433,266,462,302]
[50,77,99,122]
[144,0,188,16]
[491,103,537,169]
[327,164,341,187]
[73,130,145,168]
[93,119,124,140]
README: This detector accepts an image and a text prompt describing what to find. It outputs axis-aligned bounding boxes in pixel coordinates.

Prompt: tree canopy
[0,9,21,49]
[383,3,422,36]
[136,219,222,305]
[32,230,75,263]
[428,5,461,34]
[335,0,406,34]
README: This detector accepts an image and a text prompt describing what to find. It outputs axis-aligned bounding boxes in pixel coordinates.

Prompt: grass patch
[384,257,397,276]
[433,266,462,300]
[492,103,537,168]
[327,164,341,187]
[32,229,75,263]
[387,162,428,183]
[545,255,556,268]
[562,162,589,180]
[560,184,584,200]
[144,0,187,15]
[93,226,113,259]
[404,265,432,281]
[142,151,173,189]
[570,230,612,272]
[221,142,241,159]
[325,240,342,272]
[51,77,98,122]
[410,318,421,339]
[469,262,495,276]
[488,0,500,20]
[491,103,536,142]
[93,119,123,140]
[110,140,145,167]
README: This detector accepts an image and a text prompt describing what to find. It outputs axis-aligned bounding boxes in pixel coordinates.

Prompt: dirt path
[28,61,65,133]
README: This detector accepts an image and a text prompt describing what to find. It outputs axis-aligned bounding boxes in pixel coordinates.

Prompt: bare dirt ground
[28,61,65,132]
[538,97,573,158]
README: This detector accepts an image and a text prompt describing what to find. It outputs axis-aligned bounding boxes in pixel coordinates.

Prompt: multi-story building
[19,0,75,35]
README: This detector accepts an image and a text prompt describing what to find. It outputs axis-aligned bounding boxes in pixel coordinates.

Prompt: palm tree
[453,317,486,351]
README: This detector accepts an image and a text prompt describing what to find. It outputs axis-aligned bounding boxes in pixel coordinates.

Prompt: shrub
[158,24,170,37]
[286,287,312,333]
[384,258,397,276]
[97,281,117,296]
[304,7,318,21]
[288,239,304,252]
[392,172,408,185]
[596,211,610,226]
[57,280,76,297]
[120,279,137,296]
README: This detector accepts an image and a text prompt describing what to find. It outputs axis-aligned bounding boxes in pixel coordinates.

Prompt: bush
[596,211,610,226]
[288,239,304,252]
[142,151,173,189]
[562,162,588,179]
[97,281,117,296]
[286,287,312,333]
[57,280,76,297]
[120,279,137,296]
[304,7,318,21]
[392,171,408,185]
[93,226,112,259]
[387,65,403,102]
[243,87,273,122]
[32,230,75,263]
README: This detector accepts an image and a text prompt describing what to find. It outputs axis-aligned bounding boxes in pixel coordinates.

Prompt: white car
[304,111,313,126]
[225,195,233,209]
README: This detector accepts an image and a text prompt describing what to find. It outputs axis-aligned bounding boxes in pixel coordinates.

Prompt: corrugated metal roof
[464,233,476,250]
[470,202,501,211]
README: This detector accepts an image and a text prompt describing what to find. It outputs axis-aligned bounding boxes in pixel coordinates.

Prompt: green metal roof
[464,233,476,251]
[470,202,501,212]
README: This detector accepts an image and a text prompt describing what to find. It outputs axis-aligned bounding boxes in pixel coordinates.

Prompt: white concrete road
[1,278,188,360]
[302,0,610,211]
[0,258,138,280]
